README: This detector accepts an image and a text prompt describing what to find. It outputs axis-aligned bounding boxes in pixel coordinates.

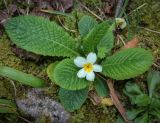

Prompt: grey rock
[16,89,71,123]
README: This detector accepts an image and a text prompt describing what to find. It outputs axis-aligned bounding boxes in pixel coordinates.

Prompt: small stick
[140,27,160,35]
[57,16,77,33]
[153,63,160,69]
[3,0,9,14]
[26,0,30,15]
[18,116,32,123]
[78,1,103,21]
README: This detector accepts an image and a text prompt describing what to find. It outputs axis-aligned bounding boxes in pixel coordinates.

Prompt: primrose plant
[4,15,153,111]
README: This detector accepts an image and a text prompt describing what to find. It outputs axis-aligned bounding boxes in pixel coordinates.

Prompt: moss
[71,100,117,123]
[128,0,160,58]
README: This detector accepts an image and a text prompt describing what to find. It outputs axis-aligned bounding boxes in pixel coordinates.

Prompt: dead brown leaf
[107,79,133,123]
[122,37,139,49]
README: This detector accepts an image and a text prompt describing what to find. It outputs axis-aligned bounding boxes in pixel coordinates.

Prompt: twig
[57,16,77,33]
[140,27,160,35]
[26,0,30,15]
[18,116,32,123]
[128,3,147,15]
[153,63,160,69]
[3,0,9,14]
[77,1,103,21]
[117,35,126,45]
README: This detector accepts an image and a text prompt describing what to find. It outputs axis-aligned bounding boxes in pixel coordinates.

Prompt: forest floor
[0,0,159,123]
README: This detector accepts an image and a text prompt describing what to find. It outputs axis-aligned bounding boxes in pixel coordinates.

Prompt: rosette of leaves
[5,15,153,111]
[123,70,160,123]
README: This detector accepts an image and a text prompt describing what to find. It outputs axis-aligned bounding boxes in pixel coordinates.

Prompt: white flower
[116,18,127,29]
[74,52,102,81]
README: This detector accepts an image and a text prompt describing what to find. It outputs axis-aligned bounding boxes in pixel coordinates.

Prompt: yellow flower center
[83,63,93,73]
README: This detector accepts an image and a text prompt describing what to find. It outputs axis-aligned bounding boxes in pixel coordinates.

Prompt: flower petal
[86,52,97,64]
[74,57,87,67]
[86,71,95,81]
[93,64,102,72]
[77,68,87,78]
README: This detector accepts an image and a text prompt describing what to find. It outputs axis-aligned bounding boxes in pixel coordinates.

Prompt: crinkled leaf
[94,77,109,97]
[5,15,79,57]
[97,24,115,58]
[54,59,89,90]
[134,113,148,123]
[147,70,160,98]
[102,48,153,80]
[59,87,88,112]
[78,15,97,37]
[0,66,45,88]
[83,21,110,54]
[0,99,17,113]
[134,94,150,106]
[126,109,145,120]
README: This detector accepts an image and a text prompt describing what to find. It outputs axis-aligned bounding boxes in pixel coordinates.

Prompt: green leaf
[147,70,160,98]
[0,99,17,113]
[150,98,160,109]
[83,21,110,54]
[149,108,160,119]
[124,82,143,95]
[134,113,148,123]
[97,24,115,58]
[41,9,73,18]
[123,82,143,104]
[134,94,150,106]
[5,15,79,57]
[126,109,145,120]
[47,62,59,82]
[115,116,125,123]
[0,66,45,88]
[102,48,153,80]
[94,77,109,97]
[78,15,98,38]
[59,87,88,112]
[54,59,89,90]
